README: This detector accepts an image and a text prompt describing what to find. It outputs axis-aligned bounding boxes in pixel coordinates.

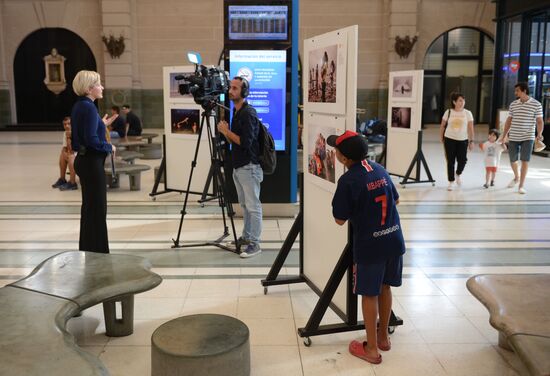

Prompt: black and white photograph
[392,75,414,100]
[308,44,338,104]
[391,107,412,129]
[170,108,200,135]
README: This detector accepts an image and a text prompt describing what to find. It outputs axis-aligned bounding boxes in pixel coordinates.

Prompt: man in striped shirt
[501,82,544,194]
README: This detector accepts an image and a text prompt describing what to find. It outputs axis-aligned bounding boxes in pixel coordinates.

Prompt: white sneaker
[507,179,518,188]
[447,182,453,191]
[456,175,462,186]
[518,187,526,194]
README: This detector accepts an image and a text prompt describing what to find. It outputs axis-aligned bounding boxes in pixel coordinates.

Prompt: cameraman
[217,77,263,258]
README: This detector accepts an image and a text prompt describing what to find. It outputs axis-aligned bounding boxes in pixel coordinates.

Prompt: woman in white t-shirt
[439,92,475,191]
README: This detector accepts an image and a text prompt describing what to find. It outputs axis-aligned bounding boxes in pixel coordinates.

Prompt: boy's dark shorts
[353,255,403,296]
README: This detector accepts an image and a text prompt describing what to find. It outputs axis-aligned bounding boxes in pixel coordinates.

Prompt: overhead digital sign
[229,49,287,151]
[227,5,288,41]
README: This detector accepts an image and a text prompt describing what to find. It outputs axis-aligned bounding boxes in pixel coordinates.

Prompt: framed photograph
[170,107,201,138]
[391,75,414,100]
[169,72,193,100]
[163,66,196,104]
[389,71,417,103]
[304,31,348,114]
[391,106,412,129]
[304,113,345,192]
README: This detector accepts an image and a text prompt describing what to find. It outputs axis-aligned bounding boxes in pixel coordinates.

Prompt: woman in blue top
[71,70,117,253]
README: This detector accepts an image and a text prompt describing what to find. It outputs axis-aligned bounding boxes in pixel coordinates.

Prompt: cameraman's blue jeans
[233,163,263,245]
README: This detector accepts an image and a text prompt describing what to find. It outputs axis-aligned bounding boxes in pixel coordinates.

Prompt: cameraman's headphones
[234,76,250,99]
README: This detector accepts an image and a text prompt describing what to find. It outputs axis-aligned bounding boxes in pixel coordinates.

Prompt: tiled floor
[1,127,549,375]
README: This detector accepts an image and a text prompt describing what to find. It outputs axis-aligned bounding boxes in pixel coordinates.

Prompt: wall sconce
[102,34,125,59]
[394,35,418,59]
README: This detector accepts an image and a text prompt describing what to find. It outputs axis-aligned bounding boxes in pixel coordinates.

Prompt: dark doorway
[14,28,96,126]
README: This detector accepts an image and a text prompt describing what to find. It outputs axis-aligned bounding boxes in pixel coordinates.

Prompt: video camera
[175,52,230,110]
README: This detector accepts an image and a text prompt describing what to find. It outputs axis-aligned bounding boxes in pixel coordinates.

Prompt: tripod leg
[173,113,207,248]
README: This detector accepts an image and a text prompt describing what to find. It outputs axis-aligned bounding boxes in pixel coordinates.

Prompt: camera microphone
[174,74,186,80]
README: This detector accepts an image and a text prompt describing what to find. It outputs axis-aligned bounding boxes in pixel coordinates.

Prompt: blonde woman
[440,92,474,191]
[71,70,117,253]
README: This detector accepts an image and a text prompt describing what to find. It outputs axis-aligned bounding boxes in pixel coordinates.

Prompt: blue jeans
[233,163,263,244]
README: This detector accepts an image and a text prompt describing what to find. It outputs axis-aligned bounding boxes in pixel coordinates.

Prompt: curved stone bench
[1,251,162,375]
[151,314,250,376]
[105,163,151,190]
[467,274,550,376]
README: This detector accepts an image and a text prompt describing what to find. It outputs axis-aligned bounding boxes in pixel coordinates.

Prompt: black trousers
[74,152,109,253]
[443,137,468,182]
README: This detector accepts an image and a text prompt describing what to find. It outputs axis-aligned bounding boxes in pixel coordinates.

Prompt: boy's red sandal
[349,340,382,364]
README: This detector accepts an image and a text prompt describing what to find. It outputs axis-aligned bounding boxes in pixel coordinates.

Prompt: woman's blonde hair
[72,70,101,96]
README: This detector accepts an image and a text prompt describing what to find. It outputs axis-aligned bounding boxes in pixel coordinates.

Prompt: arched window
[422,27,494,124]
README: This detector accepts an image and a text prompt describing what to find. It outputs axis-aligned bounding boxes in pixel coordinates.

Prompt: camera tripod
[172,101,239,253]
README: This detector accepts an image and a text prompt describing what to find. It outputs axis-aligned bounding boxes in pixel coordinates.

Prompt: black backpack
[257,120,277,175]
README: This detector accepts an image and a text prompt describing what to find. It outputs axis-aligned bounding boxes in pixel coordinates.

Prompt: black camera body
[176,65,230,110]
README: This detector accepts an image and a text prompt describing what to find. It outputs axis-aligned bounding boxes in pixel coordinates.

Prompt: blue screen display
[229,50,287,151]
[228,5,288,41]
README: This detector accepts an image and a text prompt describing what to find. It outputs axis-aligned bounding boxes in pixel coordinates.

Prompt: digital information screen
[228,5,288,41]
[229,50,287,151]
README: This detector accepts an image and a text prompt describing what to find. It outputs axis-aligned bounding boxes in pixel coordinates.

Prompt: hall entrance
[422,27,494,125]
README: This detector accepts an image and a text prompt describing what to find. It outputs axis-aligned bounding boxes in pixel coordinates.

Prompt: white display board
[303,25,358,317]
[163,66,213,193]
[386,70,424,177]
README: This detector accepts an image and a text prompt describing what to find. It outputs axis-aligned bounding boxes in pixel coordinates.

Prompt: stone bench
[0,251,162,375]
[467,274,550,376]
[105,163,151,190]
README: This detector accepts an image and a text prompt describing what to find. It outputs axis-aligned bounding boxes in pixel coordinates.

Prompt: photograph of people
[307,126,337,183]
[392,75,414,99]
[308,44,338,103]
[171,108,200,135]
[391,107,411,129]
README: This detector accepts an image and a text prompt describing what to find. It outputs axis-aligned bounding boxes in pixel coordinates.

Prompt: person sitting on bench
[122,104,142,136]
[51,117,78,191]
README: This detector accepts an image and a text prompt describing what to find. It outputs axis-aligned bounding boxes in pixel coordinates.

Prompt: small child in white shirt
[479,129,507,188]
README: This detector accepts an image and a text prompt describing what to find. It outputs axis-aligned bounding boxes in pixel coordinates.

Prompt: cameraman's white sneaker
[240,243,261,258]
[456,175,462,186]
[518,187,526,194]
[447,182,454,191]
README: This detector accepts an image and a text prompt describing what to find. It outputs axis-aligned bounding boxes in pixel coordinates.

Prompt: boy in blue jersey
[328,131,406,365]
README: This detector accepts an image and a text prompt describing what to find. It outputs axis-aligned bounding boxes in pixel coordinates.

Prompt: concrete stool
[151,314,250,376]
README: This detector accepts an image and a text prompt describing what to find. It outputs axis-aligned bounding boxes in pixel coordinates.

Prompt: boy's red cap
[327,131,368,161]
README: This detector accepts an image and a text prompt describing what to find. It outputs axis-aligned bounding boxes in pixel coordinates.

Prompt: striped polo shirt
[508,97,543,141]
